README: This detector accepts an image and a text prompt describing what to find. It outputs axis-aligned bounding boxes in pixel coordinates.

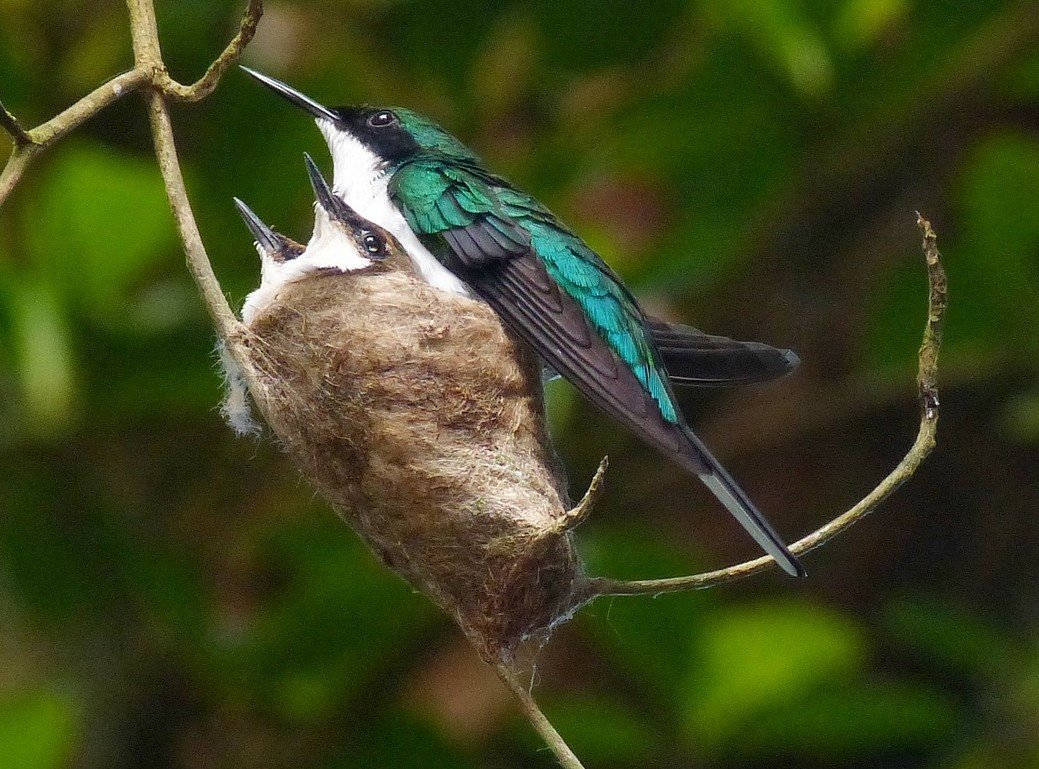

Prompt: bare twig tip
[561,456,608,531]
[161,0,265,102]
[914,212,946,425]
[0,101,33,146]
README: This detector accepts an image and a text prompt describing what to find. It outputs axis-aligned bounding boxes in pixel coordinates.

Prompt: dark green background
[1,0,1038,767]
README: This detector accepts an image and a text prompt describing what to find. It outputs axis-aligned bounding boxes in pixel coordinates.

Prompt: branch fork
[0,101,33,146]
[0,0,262,208]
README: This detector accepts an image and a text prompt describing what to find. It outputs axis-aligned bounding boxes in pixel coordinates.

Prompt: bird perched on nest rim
[241,67,806,577]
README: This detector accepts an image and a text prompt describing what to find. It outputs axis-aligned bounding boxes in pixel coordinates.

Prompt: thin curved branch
[29,68,152,146]
[0,146,36,209]
[583,213,946,598]
[126,0,244,340]
[159,0,264,102]
[493,659,586,769]
[0,68,151,207]
[143,90,243,339]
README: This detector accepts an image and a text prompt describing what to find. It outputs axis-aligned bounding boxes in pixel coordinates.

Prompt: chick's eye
[362,232,386,258]
[367,111,397,128]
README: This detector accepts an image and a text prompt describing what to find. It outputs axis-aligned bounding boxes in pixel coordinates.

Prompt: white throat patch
[241,208,371,326]
[318,119,472,298]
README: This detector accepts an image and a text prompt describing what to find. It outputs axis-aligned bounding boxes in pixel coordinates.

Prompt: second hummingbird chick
[231,157,591,659]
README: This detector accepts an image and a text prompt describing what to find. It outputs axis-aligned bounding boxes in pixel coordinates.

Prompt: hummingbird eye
[367,110,398,128]
[362,232,387,258]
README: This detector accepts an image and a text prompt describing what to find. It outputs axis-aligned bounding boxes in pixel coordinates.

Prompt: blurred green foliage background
[1,0,1038,767]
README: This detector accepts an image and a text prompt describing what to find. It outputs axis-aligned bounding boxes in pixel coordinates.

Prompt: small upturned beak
[234,197,306,262]
[233,197,284,256]
[240,67,340,124]
[304,153,362,227]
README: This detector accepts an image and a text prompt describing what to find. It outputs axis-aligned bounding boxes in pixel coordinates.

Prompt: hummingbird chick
[230,157,593,658]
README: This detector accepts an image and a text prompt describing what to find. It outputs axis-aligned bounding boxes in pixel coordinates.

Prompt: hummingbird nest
[223,265,603,660]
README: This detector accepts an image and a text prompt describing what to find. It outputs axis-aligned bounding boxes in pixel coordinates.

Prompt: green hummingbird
[241,68,805,577]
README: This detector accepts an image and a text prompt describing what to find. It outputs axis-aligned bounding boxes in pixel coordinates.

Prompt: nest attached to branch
[223,267,603,660]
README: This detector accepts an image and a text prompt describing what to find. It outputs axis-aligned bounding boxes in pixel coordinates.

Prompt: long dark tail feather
[676,426,806,578]
[648,319,800,387]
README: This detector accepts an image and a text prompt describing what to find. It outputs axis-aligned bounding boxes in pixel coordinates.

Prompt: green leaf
[579,524,711,705]
[212,518,438,720]
[884,596,1012,677]
[343,708,476,769]
[736,680,960,759]
[123,541,209,649]
[1001,45,1039,102]
[0,461,126,620]
[868,131,1039,376]
[961,131,1039,257]
[949,131,1039,355]
[1001,389,1039,443]
[26,141,175,328]
[708,0,834,96]
[534,0,686,71]
[0,689,79,769]
[833,0,909,50]
[5,279,77,433]
[685,599,866,752]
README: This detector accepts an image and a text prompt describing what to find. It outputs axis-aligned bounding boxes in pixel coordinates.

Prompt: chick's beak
[304,153,363,229]
[234,198,303,262]
[233,197,283,255]
[240,67,340,124]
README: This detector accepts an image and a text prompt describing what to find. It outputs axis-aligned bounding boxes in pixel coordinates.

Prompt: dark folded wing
[440,214,529,266]
[465,255,804,577]
[465,253,690,460]
[648,319,800,387]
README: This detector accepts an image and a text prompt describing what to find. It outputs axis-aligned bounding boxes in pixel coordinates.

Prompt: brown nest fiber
[228,263,603,661]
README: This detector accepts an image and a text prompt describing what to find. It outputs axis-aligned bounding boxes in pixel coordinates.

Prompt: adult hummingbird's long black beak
[304,153,363,227]
[240,67,340,123]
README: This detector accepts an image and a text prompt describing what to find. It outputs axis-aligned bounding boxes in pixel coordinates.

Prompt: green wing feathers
[391,161,680,424]
[520,219,678,423]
